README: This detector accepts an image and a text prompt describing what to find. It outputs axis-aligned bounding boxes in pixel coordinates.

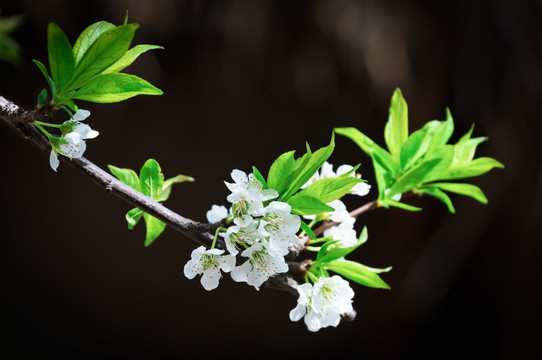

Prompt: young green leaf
[37,88,48,108]
[386,157,443,198]
[418,187,456,213]
[433,157,504,181]
[425,108,454,150]
[297,176,365,204]
[108,164,141,192]
[72,21,115,65]
[156,174,194,202]
[69,73,162,103]
[334,126,398,176]
[67,23,139,91]
[400,126,431,171]
[126,207,144,229]
[47,23,75,91]
[385,88,409,162]
[425,182,488,204]
[381,199,422,212]
[267,150,296,193]
[139,159,164,200]
[300,221,317,241]
[33,59,55,93]
[102,44,163,74]
[252,166,267,189]
[287,194,335,216]
[324,260,391,289]
[281,134,335,201]
[143,213,166,247]
[317,226,368,263]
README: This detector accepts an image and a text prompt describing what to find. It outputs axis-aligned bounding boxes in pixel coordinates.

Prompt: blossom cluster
[184,169,301,290]
[184,162,371,331]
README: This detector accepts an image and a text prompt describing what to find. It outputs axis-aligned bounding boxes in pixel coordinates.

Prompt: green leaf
[108,164,141,192]
[382,199,422,211]
[433,157,504,181]
[420,145,455,183]
[287,194,335,216]
[297,176,364,204]
[318,226,368,263]
[252,166,267,189]
[32,59,55,93]
[425,182,488,204]
[426,108,454,150]
[300,221,317,241]
[126,207,144,229]
[316,240,341,261]
[156,173,194,202]
[324,260,391,289]
[139,159,164,200]
[281,134,335,201]
[418,187,455,213]
[143,213,166,246]
[69,73,162,103]
[67,23,139,91]
[334,127,398,176]
[267,150,296,194]
[37,89,48,107]
[47,23,75,91]
[385,88,409,162]
[400,126,431,171]
[387,157,443,198]
[102,44,163,74]
[72,21,115,65]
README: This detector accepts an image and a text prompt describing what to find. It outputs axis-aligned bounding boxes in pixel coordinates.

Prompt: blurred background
[0,0,540,358]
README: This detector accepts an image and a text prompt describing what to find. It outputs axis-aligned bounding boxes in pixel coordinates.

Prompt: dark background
[0,0,540,358]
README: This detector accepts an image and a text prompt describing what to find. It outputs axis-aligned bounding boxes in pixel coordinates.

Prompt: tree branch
[0,95,302,297]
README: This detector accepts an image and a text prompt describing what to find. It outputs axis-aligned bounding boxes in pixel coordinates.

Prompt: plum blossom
[49,109,99,171]
[290,275,355,332]
[324,217,358,247]
[225,169,278,222]
[259,201,301,255]
[223,221,262,256]
[184,246,236,291]
[230,242,288,290]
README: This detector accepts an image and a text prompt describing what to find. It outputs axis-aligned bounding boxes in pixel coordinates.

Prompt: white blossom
[290,275,355,332]
[223,221,262,256]
[259,201,301,255]
[230,242,288,290]
[49,109,99,171]
[324,217,358,247]
[225,169,278,221]
[184,246,236,291]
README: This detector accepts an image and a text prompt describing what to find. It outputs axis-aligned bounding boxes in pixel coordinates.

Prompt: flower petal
[49,150,59,171]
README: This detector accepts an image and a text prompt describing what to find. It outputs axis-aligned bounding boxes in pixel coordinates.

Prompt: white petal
[183,260,202,279]
[230,261,251,283]
[206,205,228,223]
[49,150,59,171]
[352,182,371,196]
[219,255,236,272]
[289,303,307,322]
[230,169,247,184]
[201,268,221,290]
[71,109,90,121]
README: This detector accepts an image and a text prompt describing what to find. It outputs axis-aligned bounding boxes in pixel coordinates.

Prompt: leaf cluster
[308,227,391,289]
[34,19,163,111]
[108,159,194,246]
[335,88,504,213]
[257,133,365,217]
